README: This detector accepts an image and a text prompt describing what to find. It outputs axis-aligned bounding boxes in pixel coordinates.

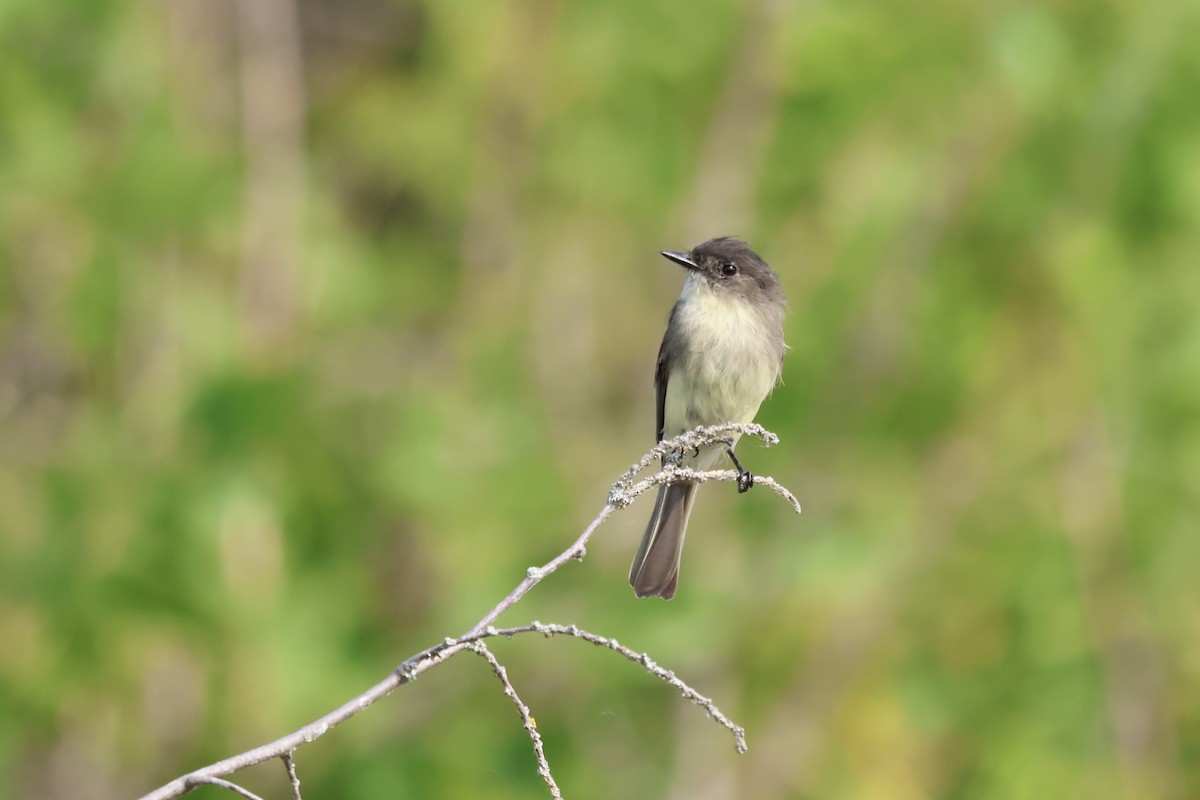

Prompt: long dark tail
[629,481,698,599]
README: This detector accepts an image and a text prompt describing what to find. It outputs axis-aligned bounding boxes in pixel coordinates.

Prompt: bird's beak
[661,250,699,271]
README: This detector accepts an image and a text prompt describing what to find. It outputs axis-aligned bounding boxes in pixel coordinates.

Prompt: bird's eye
[720,262,738,277]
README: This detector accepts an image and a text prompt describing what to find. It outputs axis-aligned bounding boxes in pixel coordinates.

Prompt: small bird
[629,237,787,599]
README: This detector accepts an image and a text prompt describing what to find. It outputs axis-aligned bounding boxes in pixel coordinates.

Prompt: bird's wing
[654,302,681,442]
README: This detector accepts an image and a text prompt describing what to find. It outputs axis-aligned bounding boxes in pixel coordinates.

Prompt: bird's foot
[726,447,755,493]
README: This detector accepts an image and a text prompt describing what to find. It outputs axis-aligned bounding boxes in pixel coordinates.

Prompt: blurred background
[2,0,1199,797]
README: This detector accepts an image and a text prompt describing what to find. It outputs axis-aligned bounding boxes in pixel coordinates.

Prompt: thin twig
[464,504,615,637]
[467,425,793,637]
[611,422,779,499]
[618,467,801,515]
[469,642,564,799]
[182,776,265,800]
[607,423,799,515]
[282,752,302,800]
[138,425,797,799]
[450,622,748,754]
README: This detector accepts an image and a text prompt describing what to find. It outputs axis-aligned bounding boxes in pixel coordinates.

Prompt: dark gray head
[661,237,784,305]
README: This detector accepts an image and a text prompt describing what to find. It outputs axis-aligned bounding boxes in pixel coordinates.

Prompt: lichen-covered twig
[138,425,799,800]
[470,642,564,799]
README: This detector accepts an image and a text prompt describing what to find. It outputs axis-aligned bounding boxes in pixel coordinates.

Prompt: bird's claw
[726,446,754,493]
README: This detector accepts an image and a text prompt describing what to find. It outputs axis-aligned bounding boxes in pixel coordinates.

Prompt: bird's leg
[665,442,700,464]
[726,447,754,493]
[664,446,684,468]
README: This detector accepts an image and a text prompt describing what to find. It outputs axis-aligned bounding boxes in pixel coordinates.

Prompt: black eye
[720,262,737,277]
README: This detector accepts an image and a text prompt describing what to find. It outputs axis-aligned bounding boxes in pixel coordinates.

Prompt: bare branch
[619,467,801,515]
[465,425,794,637]
[282,752,301,800]
[470,642,564,799]
[452,623,748,754]
[610,422,780,503]
[608,423,798,515]
[182,776,265,800]
[138,425,798,799]
[464,504,615,637]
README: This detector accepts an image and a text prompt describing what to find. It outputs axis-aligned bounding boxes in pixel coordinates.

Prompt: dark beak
[661,250,699,271]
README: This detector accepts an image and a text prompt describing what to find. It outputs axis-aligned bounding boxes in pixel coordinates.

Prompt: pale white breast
[662,275,783,468]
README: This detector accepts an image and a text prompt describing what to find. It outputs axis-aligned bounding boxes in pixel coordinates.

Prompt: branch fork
[138,425,801,800]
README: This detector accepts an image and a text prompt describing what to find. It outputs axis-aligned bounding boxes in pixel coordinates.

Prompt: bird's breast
[663,282,783,444]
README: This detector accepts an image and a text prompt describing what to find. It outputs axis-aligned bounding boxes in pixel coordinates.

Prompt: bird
[629,237,787,599]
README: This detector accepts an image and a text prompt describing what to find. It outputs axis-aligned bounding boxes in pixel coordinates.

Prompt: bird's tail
[628,481,698,599]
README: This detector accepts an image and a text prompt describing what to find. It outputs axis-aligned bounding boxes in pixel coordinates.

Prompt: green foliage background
[2,0,1199,797]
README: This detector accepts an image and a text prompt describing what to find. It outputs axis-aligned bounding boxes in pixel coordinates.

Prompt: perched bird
[629,237,787,599]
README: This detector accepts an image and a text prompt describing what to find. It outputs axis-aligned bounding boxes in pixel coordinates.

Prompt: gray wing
[654,301,683,442]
